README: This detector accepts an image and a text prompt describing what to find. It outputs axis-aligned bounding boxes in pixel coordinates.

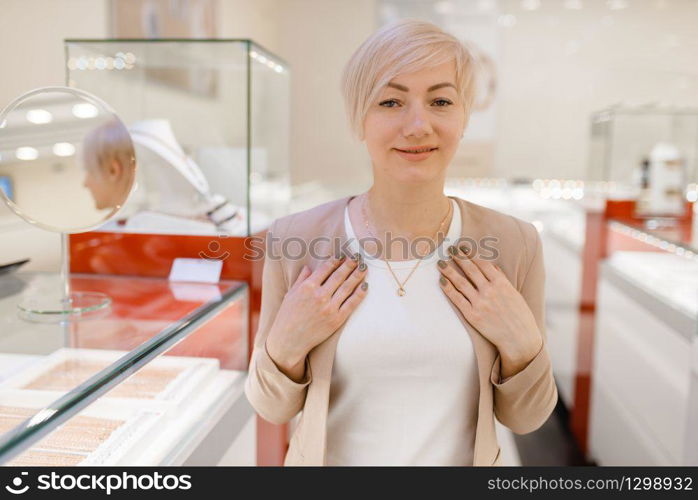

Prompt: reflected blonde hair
[83,118,135,176]
[341,19,477,140]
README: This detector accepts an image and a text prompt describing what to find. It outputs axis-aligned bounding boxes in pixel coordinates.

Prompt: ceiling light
[26,109,53,124]
[607,0,627,10]
[72,103,98,119]
[52,142,76,157]
[16,147,39,161]
[435,1,455,14]
[477,0,496,11]
[521,0,541,10]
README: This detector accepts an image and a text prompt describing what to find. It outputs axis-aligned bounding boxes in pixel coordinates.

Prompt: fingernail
[439,276,447,286]
[336,253,346,262]
[359,262,367,271]
[351,252,360,261]
[459,245,469,255]
[437,259,446,269]
[447,245,457,256]
[361,281,368,290]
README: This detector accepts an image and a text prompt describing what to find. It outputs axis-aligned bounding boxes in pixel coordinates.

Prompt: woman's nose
[402,105,433,138]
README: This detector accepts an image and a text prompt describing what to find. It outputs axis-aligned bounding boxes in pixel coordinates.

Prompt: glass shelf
[0,272,248,465]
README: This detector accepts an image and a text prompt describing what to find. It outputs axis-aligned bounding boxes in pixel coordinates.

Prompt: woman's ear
[108,159,124,181]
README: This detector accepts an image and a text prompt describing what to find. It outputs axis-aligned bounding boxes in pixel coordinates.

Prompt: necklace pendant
[397,287,405,296]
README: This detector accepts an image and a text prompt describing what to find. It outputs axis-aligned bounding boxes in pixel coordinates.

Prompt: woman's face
[362,60,466,186]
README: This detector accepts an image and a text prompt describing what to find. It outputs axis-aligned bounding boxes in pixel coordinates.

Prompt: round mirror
[0,87,137,321]
[0,87,136,233]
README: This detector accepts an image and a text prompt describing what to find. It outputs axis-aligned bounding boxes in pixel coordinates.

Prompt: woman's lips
[393,147,438,162]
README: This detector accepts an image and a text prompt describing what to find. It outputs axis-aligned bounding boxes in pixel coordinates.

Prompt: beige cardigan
[245,195,558,466]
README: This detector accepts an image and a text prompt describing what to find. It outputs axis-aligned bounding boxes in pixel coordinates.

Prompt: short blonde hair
[83,118,135,175]
[341,19,477,140]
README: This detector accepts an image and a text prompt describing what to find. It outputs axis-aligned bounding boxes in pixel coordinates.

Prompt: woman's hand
[265,253,368,379]
[437,245,542,379]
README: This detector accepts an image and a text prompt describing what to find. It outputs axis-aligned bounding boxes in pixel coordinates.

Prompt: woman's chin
[386,163,445,184]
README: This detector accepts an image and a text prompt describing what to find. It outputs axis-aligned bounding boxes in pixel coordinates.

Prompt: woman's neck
[349,179,453,260]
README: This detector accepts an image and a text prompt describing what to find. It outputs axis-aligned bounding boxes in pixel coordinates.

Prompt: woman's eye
[379,99,400,108]
[432,98,453,107]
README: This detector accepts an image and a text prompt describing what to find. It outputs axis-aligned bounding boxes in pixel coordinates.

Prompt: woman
[82,118,135,211]
[245,19,557,466]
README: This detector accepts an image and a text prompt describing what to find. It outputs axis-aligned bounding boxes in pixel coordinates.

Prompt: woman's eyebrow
[386,82,456,92]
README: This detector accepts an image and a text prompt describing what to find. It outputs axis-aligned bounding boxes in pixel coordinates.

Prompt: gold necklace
[360,193,452,297]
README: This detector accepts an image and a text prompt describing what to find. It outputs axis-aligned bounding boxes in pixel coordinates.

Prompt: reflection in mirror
[0,87,136,233]
[99,119,249,236]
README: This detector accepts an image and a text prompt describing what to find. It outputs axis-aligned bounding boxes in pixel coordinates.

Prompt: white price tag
[168,258,223,284]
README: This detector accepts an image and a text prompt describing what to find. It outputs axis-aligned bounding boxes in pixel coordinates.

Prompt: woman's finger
[305,255,348,287]
[438,259,477,300]
[322,254,359,295]
[449,246,488,289]
[468,255,498,282]
[338,279,368,316]
[332,261,367,307]
[292,264,312,288]
[439,275,472,315]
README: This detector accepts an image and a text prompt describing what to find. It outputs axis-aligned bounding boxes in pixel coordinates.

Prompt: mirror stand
[17,234,111,323]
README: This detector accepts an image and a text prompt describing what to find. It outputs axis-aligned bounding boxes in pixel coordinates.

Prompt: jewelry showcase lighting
[26,109,53,125]
[532,178,586,200]
[15,147,38,161]
[67,52,135,71]
[248,49,284,73]
[609,221,698,262]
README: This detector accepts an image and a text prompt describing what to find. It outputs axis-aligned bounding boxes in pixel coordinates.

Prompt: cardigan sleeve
[244,218,313,425]
[489,220,558,434]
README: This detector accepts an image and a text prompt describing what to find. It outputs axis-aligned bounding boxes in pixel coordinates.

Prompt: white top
[325,198,480,466]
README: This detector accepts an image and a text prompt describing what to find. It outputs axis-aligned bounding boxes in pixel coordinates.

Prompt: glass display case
[65,39,290,236]
[588,106,698,214]
[589,215,698,465]
[0,272,249,465]
[604,215,698,319]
